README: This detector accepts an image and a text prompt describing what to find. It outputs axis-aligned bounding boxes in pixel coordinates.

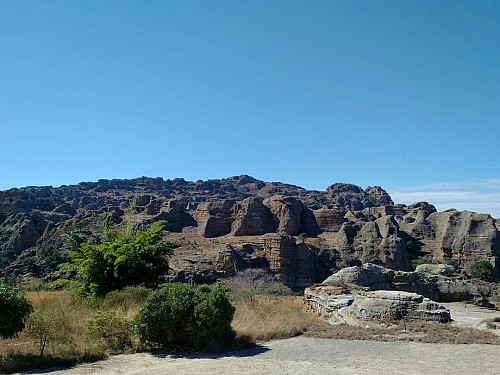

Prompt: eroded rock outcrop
[263,195,318,236]
[231,197,277,236]
[0,175,498,289]
[332,291,451,324]
[329,216,411,270]
[261,234,316,289]
[323,263,478,302]
[304,286,451,324]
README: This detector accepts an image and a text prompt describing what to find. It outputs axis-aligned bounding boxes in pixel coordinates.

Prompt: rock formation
[304,286,451,324]
[324,263,478,302]
[0,175,498,289]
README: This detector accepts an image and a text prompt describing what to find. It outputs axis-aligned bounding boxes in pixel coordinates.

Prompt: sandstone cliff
[0,176,498,289]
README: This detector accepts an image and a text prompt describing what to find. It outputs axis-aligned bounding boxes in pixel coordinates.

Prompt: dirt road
[22,336,500,375]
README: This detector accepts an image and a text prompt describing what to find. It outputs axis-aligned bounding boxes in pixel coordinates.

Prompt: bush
[469,261,493,281]
[134,283,235,351]
[87,311,133,351]
[0,283,33,339]
[222,268,292,302]
[411,259,429,270]
[445,258,459,268]
[60,221,174,297]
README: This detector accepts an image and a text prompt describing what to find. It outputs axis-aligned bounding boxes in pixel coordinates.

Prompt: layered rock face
[325,263,478,302]
[304,286,451,324]
[0,175,499,289]
[334,291,451,323]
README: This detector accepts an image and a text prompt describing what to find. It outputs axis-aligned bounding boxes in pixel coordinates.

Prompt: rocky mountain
[0,175,498,290]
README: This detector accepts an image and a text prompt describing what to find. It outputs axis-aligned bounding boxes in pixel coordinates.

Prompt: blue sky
[1,1,499,216]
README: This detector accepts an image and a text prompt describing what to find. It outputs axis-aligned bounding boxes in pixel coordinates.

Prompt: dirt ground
[20,302,500,375]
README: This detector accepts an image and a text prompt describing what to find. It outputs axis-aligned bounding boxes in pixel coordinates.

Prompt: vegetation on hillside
[59,220,174,297]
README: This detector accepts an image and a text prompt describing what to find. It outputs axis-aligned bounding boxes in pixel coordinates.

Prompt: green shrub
[60,220,174,297]
[87,311,133,351]
[411,259,429,270]
[134,283,235,351]
[0,283,33,338]
[469,261,493,281]
[445,258,459,268]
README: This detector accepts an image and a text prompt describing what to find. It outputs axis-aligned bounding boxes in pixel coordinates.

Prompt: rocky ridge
[0,175,498,290]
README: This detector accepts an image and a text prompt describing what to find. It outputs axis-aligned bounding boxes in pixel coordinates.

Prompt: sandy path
[443,302,500,329]
[22,336,500,375]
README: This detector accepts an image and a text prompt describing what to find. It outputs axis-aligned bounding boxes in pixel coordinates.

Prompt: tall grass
[232,296,319,341]
[0,287,151,373]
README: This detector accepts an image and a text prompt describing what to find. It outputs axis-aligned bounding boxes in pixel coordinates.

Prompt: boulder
[215,244,244,276]
[324,263,392,290]
[304,286,452,324]
[332,291,451,324]
[304,285,354,318]
[415,263,456,276]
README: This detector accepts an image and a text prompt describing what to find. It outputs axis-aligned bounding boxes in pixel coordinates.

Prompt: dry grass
[232,296,319,342]
[233,295,500,345]
[0,288,149,373]
[0,290,107,373]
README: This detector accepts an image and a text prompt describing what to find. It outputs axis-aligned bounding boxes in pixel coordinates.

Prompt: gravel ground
[21,336,500,375]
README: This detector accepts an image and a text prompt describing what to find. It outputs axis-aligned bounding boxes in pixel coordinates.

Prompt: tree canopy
[61,220,174,296]
[0,283,33,339]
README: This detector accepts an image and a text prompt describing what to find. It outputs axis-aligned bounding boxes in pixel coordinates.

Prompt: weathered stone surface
[195,200,235,237]
[331,216,411,270]
[304,285,353,318]
[313,207,346,232]
[231,197,277,236]
[324,262,477,302]
[0,213,47,254]
[397,209,500,276]
[332,291,451,324]
[414,263,456,276]
[215,244,244,276]
[262,234,316,289]
[324,263,392,290]
[304,286,451,324]
[364,186,394,207]
[263,195,318,236]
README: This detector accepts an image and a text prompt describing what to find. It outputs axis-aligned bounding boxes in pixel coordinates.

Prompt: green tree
[469,260,493,281]
[0,283,33,339]
[134,283,235,351]
[60,220,174,297]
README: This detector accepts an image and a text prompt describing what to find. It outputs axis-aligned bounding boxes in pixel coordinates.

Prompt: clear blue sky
[1,1,499,216]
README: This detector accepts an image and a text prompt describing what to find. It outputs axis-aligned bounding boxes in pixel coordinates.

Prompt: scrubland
[1,288,499,374]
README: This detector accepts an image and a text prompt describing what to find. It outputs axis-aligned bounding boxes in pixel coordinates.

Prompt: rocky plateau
[0,175,499,294]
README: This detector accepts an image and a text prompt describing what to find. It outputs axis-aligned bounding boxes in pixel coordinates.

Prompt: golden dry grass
[0,289,148,373]
[232,296,319,342]
[233,295,500,345]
